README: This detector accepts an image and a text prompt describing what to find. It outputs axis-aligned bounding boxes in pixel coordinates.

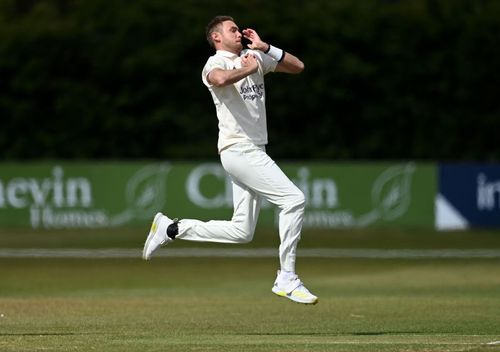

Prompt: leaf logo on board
[110,164,170,225]
[356,163,415,227]
[372,163,415,220]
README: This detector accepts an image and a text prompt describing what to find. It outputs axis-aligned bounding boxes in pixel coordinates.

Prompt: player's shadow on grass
[241,331,423,336]
[352,331,423,336]
[0,332,100,336]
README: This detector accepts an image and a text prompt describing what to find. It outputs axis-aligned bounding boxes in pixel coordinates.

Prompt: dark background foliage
[1,0,498,161]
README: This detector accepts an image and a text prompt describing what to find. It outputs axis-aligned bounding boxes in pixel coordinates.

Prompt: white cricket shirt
[202,50,278,152]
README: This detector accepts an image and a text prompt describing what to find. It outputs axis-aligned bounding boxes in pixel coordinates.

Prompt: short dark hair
[206,15,234,48]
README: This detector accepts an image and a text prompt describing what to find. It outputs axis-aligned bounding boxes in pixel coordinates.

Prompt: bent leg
[220,144,305,272]
[177,176,261,244]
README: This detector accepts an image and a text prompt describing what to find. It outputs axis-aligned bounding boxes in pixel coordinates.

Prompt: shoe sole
[142,212,163,260]
[272,286,318,305]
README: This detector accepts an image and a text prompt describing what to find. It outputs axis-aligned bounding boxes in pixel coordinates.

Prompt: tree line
[1,0,499,161]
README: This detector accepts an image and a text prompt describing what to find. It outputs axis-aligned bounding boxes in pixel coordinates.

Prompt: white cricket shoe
[142,212,176,260]
[272,270,318,305]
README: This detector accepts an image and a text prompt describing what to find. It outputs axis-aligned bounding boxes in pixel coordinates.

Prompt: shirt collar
[216,50,240,59]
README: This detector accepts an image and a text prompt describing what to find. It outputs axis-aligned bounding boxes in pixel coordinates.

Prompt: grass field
[0,227,499,351]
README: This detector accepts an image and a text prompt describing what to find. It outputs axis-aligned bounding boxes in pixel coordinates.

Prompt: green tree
[0,0,499,160]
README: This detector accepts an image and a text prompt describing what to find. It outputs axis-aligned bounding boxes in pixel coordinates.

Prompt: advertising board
[436,164,500,229]
[0,162,435,229]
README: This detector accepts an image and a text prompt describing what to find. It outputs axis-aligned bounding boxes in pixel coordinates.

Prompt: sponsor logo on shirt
[239,83,264,101]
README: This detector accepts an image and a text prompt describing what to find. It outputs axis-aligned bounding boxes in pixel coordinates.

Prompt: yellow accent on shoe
[291,290,318,303]
[273,289,287,297]
[142,212,170,261]
[272,282,318,305]
[150,221,158,233]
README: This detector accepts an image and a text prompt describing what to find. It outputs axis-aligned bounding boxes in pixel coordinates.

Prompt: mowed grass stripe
[0,257,499,351]
[109,334,500,347]
[1,248,500,258]
[1,333,497,352]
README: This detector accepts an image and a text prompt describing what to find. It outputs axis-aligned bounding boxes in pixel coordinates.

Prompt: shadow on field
[241,331,423,336]
[352,331,423,336]
[0,332,100,336]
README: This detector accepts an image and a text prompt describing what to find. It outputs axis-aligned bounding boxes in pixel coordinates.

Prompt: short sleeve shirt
[202,50,278,152]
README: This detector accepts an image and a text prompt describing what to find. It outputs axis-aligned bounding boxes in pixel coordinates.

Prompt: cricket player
[143,16,318,305]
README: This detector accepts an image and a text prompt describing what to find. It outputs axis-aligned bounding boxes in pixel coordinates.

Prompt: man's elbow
[208,72,227,87]
[211,76,227,87]
[295,61,305,73]
[290,61,305,74]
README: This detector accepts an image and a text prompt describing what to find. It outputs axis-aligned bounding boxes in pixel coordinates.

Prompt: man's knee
[290,189,306,209]
[235,227,254,243]
[230,224,255,243]
[281,188,306,212]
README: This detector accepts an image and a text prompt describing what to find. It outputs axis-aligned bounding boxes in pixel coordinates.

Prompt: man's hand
[207,54,259,87]
[242,28,304,74]
[242,28,268,52]
[241,53,259,73]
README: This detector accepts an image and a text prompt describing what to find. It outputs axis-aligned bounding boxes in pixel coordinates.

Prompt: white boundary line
[0,248,500,259]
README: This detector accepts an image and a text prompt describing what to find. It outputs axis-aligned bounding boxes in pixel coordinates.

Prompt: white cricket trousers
[177,142,305,272]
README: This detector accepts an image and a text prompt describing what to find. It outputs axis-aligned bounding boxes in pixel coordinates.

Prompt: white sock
[277,270,301,292]
[279,270,296,281]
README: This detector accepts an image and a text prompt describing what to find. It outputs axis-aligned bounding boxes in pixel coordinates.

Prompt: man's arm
[274,51,305,74]
[242,28,304,74]
[207,54,259,87]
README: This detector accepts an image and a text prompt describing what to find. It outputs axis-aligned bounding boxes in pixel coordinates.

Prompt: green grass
[0,256,499,351]
[1,226,500,249]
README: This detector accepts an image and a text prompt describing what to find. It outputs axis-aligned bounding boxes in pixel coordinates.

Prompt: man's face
[214,20,242,53]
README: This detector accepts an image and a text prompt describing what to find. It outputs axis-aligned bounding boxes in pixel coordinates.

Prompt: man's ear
[211,31,221,44]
